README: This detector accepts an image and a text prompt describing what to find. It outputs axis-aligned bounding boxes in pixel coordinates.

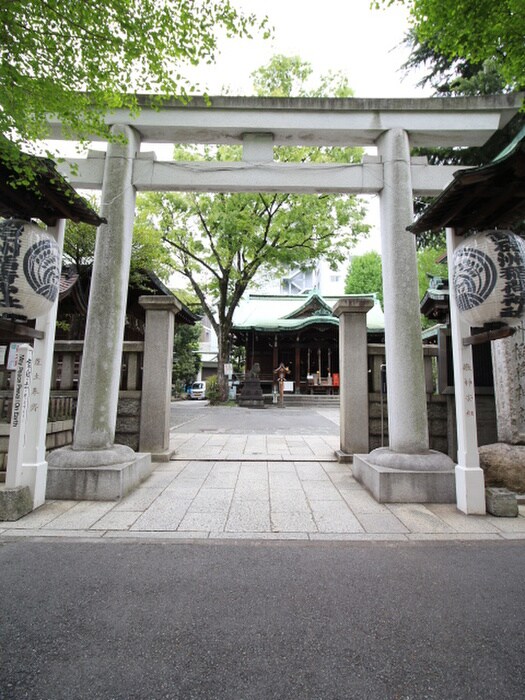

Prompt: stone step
[263,394,340,406]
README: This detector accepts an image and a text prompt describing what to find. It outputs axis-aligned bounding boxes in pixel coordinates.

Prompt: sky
[57,0,433,258]
[184,0,433,256]
[185,0,431,99]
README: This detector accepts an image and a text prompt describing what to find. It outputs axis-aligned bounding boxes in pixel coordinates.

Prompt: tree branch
[193,195,226,276]
[162,235,221,281]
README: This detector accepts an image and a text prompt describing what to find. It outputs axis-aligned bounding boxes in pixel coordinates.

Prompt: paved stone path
[1,429,524,542]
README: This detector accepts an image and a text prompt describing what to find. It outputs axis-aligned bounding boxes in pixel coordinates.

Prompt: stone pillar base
[455,465,486,514]
[0,485,33,521]
[334,450,353,464]
[46,446,153,500]
[238,399,266,409]
[353,449,456,503]
[150,448,175,463]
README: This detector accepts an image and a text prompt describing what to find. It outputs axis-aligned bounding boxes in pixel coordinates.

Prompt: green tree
[397,22,525,249]
[251,54,354,99]
[344,251,384,309]
[0,1,269,180]
[137,185,368,401]
[61,199,171,334]
[401,28,512,99]
[172,323,201,395]
[376,0,525,92]
[137,57,370,401]
[344,247,447,327]
[416,246,448,328]
[64,201,170,285]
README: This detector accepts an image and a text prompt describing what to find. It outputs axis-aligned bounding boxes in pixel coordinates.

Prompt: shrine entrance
[45,94,521,513]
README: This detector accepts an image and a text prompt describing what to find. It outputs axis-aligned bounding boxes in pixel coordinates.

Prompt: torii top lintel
[48,94,523,149]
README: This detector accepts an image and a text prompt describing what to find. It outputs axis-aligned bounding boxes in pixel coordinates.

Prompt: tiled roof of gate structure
[408,127,525,236]
[232,290,384,332]
[0,146,104,226]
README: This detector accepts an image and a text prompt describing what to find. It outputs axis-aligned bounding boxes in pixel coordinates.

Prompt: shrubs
[205,375,221,405]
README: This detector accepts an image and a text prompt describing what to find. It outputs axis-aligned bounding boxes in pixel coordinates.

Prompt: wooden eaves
[409,128,525,346]
[0,148,105,227]
[408,127,525,237]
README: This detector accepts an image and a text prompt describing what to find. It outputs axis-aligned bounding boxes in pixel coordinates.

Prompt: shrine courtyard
[1,403,524,541]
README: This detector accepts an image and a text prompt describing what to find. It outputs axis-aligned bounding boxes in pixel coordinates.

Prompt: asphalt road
[1,539,524,699]
[170,401,340,435]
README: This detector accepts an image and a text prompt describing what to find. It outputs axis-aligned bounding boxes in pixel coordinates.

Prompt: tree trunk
[217,328,230,402]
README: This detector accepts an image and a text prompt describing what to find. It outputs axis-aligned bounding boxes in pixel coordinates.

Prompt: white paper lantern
[453,229,525,327]
[0,218,60,319]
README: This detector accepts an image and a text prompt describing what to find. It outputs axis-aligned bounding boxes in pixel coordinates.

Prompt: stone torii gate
[47,94,521,509]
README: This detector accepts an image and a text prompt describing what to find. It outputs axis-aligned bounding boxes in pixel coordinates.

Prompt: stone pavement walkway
[1,431,524,542]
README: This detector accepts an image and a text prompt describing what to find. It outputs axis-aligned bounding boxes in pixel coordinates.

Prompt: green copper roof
[232,292,384,332]
[282,289,334,320]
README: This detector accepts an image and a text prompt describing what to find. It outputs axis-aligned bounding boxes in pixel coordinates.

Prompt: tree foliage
[401,27,513,98]
[172,324,201,394]
[62,198,171,331]
[136,184,368,398]
[64,201,170,284]
[376,0,525,92]
[416,247,448,328]
[393,15,525,248]
[251,54,355,99]
[344,251,384,308]
[253,55,358,165]
[400,27,522,173]
[344,247,447,327]
[0,0,269,179]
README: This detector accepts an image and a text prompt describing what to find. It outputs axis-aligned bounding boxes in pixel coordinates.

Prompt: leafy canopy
[345,247,447,327]
[136,184,369,334]
[396,17,525,248]
[344,251,384,308]
[64,199,171,285]
[0,0,269,173]
[172,324,201,393]
[375,0,525,92]
[251,54,355,99]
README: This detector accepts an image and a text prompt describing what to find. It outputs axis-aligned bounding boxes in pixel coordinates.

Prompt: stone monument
[238,363,265,409]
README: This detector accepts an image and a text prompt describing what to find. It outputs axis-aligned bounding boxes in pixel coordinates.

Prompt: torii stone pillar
[352,128,455,502]
[47,124,153,500]
[333,297,374,460]
[139,296,181,460]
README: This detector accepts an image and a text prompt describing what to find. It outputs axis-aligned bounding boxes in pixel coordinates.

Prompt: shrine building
[231,290,385,394]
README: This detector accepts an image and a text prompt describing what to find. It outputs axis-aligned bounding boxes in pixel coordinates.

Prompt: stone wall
[115,393,142,451]
[45,420,74,452]
[1,420,74,469]
[369,392,496,459]
[1,394,142,468]
[369,393,449,454]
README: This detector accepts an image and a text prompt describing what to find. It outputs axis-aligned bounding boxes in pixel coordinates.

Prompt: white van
[190,381,206,400]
